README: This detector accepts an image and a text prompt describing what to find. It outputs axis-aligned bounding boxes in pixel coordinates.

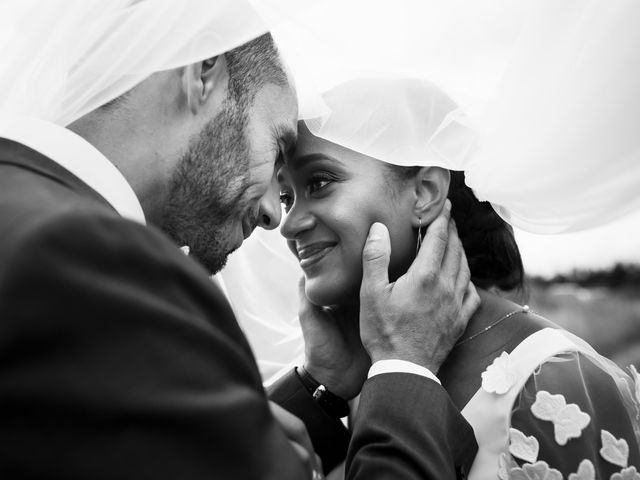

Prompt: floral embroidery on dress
[531,390,591,445]
[509,428,540,463]
[506,460,563,480]
[600,430,629,468]
[568,459,595,480]
[498,453,520,480]
[482,352,518,395]
[611,466,640,480]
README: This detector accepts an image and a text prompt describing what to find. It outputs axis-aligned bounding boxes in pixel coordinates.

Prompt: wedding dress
[460,328,640,479]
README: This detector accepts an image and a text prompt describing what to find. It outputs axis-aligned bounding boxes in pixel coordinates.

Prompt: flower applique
[498,453,520,480]
[611,466,640,480]
[600,430,629,468]
[481,352,518,394]
[507,461,563,480]
[568,459,595,480]
[531,390,591,445]
[509,428,540,463]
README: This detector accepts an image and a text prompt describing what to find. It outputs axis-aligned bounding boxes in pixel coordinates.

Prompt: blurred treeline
[529,263,640,289]
[525,263,640,369]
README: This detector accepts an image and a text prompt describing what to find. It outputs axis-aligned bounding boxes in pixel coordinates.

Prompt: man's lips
[297,241,337,269]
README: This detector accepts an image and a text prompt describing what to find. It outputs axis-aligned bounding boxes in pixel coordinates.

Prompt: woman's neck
[457,288,526,345]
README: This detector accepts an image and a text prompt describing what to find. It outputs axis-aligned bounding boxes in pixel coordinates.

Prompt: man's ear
[182,55,229,115]
[411,167,451,227]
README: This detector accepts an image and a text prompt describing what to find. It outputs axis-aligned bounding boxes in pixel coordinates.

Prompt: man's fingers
[454,251,471,299]
[360,223,391,297]
[289,442,325,479]
[269,401,324,477]
[458,282,481,334]
[269,401,315,454]
[412,200,451,276]
[440,219,462,278]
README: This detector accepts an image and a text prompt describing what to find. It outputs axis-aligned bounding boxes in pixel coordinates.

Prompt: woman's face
[279,124,417,306]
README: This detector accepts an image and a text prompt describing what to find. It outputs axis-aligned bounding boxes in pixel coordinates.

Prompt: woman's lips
[297,241,337,269]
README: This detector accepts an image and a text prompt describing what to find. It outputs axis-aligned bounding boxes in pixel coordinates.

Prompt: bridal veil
[216,0,640,382]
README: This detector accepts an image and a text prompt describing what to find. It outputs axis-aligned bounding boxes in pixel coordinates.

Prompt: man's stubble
[161,99,250,274]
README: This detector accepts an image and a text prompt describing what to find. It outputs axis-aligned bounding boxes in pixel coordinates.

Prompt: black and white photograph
[0,1,639,478]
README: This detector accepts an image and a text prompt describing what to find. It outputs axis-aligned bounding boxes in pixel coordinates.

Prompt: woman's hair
[389,166,526,293]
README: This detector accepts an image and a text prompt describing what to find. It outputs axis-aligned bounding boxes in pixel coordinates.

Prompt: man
[0,7,478,480]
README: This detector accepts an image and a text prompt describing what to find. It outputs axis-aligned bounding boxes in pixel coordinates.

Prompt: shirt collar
[0,116,146,225]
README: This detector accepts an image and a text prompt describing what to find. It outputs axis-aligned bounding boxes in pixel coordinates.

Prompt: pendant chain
[455,305,531,347]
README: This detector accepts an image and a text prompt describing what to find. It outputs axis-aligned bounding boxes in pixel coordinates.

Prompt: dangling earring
[415,217,424,257]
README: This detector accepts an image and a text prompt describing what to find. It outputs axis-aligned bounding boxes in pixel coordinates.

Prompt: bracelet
[295,366,350,418]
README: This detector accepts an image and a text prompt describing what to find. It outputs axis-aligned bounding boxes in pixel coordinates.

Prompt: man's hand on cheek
[359,200,481,373]
[297,279,371,401]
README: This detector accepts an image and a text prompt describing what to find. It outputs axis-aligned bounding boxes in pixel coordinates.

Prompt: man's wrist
[368,359,441,385]
[368,350,442,374]
[303,363,353,400]
[296,366,350,418]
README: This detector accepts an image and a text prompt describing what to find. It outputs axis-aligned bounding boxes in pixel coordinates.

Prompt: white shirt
[0,116,145,225]
[0,116,440,386]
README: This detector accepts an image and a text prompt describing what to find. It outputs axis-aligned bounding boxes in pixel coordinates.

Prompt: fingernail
[368,222,385,240]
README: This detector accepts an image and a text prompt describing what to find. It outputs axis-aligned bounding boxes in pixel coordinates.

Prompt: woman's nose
[280,201,315,240]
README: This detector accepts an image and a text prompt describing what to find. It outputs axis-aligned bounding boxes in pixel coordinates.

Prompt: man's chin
[190,249,230,276]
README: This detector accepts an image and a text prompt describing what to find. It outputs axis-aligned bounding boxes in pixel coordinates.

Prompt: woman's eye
[308,175,333,194]
[279,192,293,211]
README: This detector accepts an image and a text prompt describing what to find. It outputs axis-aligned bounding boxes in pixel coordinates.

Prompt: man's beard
[160,101,250,274]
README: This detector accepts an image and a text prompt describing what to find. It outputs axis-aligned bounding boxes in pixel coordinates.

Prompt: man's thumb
[361,223,391,295]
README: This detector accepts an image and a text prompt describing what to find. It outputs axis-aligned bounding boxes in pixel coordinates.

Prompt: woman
[277,78,640,479]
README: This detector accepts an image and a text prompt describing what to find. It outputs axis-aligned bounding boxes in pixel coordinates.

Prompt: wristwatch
[295,366,350,418]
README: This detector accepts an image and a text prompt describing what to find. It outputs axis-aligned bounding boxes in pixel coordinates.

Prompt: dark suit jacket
[0,138,476,479]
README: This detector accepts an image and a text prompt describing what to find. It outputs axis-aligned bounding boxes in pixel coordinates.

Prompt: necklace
[455,305,530,347]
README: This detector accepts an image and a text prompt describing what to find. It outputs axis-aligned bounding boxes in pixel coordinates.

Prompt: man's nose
[257,178,282,231]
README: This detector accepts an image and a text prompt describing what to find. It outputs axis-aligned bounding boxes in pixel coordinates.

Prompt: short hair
[224,33,288,109]
[101,33,287,113]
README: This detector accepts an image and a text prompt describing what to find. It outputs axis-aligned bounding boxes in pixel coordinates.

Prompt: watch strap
[296,366,350,418]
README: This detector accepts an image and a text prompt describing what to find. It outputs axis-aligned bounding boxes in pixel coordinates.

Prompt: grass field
[527,282,640,369]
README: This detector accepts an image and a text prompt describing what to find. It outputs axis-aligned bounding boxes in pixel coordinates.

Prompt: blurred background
[517,209,640,369]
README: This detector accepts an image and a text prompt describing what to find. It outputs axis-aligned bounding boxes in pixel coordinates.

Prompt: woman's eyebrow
[292,152,344,169]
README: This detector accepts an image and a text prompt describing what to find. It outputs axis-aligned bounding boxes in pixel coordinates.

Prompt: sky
[515,209,640,277]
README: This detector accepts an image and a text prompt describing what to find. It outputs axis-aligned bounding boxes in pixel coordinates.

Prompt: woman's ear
[411,167,451,227]
[182,55,229,115]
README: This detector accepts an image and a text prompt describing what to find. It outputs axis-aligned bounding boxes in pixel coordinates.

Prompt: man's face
[161,82,297,274]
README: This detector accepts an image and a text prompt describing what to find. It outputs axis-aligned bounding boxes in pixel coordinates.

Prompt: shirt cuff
[368,359,441,385]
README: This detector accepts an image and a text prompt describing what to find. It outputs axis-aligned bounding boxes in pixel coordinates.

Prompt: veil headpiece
[218,0,640,382]
[0,0,300,126]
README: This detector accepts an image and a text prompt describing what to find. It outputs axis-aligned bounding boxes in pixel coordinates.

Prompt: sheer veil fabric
[217,0,640,382]
[0,0,306,126]
[3,1,639,382]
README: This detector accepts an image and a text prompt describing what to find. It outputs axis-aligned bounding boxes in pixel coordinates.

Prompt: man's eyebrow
[278,126,297,158]
[276,165,289,184]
